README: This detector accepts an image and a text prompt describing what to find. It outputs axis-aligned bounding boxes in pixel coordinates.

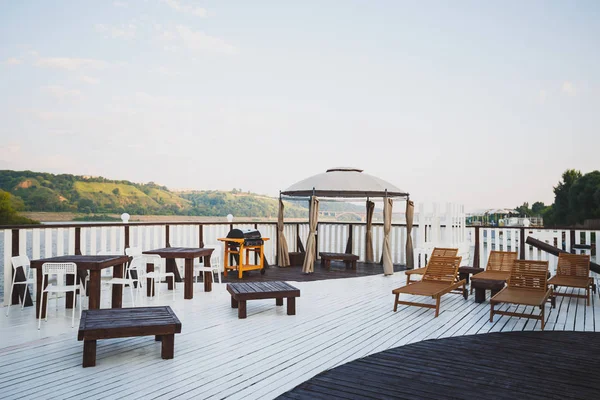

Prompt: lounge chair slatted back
[507,260,549,291]
[405,248,458,284]
[548,253,593,305]
[423,256,462,283]
[490,259,552,329]
[487,251,518,272]
[556,253,590,278]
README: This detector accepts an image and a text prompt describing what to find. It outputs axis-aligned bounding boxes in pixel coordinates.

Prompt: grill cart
[218,229,270,279]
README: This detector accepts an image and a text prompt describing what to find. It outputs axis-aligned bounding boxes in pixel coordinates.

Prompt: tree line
[515,169,600,227]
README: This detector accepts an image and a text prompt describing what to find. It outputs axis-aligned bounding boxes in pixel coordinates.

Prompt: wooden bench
[226,281,300,319]
[319,252,359,270]
[77,306,182,367]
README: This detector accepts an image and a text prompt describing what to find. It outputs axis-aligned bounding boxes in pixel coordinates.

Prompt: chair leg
[489,302,494,323]
[38,292,45,330]
[5,279,15,317]
[72,290,77,328]
[393,293,399,312]
[434,297,440,317]
[129,284,135,307]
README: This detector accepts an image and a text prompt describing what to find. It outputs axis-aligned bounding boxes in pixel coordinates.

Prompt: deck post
[10,229,33,307]
[520,228,526,260]
[473,226,480,268]
[165,224,170,247]
[199,224,204,248]
[124,225,130,252]
[75,227,82,255]
[569,230,576,253]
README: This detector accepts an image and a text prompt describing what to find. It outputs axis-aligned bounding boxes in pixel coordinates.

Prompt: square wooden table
[142,247,214,299]
[30,255,129,319]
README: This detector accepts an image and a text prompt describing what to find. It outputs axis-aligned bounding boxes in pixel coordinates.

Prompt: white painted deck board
[1,271,599,399]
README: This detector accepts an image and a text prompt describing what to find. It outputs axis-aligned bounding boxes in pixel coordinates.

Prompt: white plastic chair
[38,262,83,329]
[105,256,139,307]
[6,255,35,316]
[145,254,176,301]
[125,247,142,257]
[194,244,222,284]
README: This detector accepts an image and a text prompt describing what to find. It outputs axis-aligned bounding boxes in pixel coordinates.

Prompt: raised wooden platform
[0,270,598,399]
[227,281,300,319]
[278,331,600,399]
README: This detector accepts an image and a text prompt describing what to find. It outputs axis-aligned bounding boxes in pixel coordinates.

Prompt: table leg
[203,255,212,292]
[166,259,182,289]
[231,296,238,308]
[238,300,247,319]
[161,334,175,359]
[474,288,486,303]
[111,263,123,309]
[147,262,155,297]
[276,297,283,306]
[88,270,102,309]
[36,268,48,319]
[287,297,296,315]
[66,273,75,309]
[83,340,97,368]
[184,258,193,299]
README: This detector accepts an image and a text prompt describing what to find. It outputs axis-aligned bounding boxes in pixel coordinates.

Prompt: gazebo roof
[282,167,408,198]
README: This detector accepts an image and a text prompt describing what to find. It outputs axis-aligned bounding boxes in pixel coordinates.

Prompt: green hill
[0,170,372,220]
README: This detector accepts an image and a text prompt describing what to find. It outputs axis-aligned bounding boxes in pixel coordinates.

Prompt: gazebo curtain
[277,197,290,267]
[405,199,415,269]
[302,196,319,273]
[382,197,393,275]
[365,200,375,263]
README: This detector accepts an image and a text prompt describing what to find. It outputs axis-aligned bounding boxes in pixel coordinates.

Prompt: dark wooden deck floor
[220,261,407,283]
[278,331,600,400]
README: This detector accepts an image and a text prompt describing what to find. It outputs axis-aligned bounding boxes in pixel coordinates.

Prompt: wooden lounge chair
[405,247,459,284]
[470,250,518,294]
[490,260,552,330]
[393,256,466,317]
[548,253,593,306]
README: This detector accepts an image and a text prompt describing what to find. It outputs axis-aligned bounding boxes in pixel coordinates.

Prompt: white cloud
[562,81,576,96]
[153,66,181,77]
[113,1,127,7]
[4,57,22,65]
[538,89,547,104]
[0,143,21,162]
[78,75,100,84]
[42,85,82,100]
[162,0,208,17]
[95,23,137,40]
[35,56,108,71]
[160,25,237,55]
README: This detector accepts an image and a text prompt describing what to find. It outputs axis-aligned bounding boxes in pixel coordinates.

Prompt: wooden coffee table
[226,281,300,319]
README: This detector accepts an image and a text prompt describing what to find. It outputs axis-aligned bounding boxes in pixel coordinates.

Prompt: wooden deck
[279,331,600,399]
[0,269,598,399]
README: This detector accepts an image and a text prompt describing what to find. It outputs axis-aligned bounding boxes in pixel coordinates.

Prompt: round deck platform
[278,331,600,399]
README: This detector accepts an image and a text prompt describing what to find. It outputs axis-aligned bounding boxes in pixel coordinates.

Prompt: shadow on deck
[278,331,600,399]
[219,261,407,283]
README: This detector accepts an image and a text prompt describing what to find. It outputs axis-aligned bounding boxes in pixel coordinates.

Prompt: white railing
[1,222,598,305]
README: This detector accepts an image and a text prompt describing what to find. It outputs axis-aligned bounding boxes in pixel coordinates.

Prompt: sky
[0,0,599,212]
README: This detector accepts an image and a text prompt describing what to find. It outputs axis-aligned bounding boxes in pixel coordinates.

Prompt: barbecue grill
[218,229,270,279]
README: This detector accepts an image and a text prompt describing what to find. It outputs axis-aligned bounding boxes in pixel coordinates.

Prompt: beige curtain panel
[365,200,375,263]
[382,197,394,275]
[277,198,290,267]
[405,199,415,269]
[302,196,319,274]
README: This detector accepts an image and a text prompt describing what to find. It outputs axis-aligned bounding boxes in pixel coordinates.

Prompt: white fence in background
[1,220,598,305]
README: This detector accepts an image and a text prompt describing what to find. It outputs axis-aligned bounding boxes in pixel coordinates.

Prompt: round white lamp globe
[121,213,130,223]
[226,214,234,223]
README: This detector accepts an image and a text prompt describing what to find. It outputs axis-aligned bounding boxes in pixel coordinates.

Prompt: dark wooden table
[226,281,300,319]
[30,255,129,319]
[77,306,181,367]
[319,252,359,269]
[143,247,214,299]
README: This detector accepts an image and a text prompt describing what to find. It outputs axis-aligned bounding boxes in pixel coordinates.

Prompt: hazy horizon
[1,1,598,212]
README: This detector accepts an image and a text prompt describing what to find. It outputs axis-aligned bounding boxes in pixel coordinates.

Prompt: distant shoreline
[20,212,313,223]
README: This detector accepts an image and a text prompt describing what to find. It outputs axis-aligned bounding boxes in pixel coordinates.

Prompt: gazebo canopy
[281,167,409,198]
